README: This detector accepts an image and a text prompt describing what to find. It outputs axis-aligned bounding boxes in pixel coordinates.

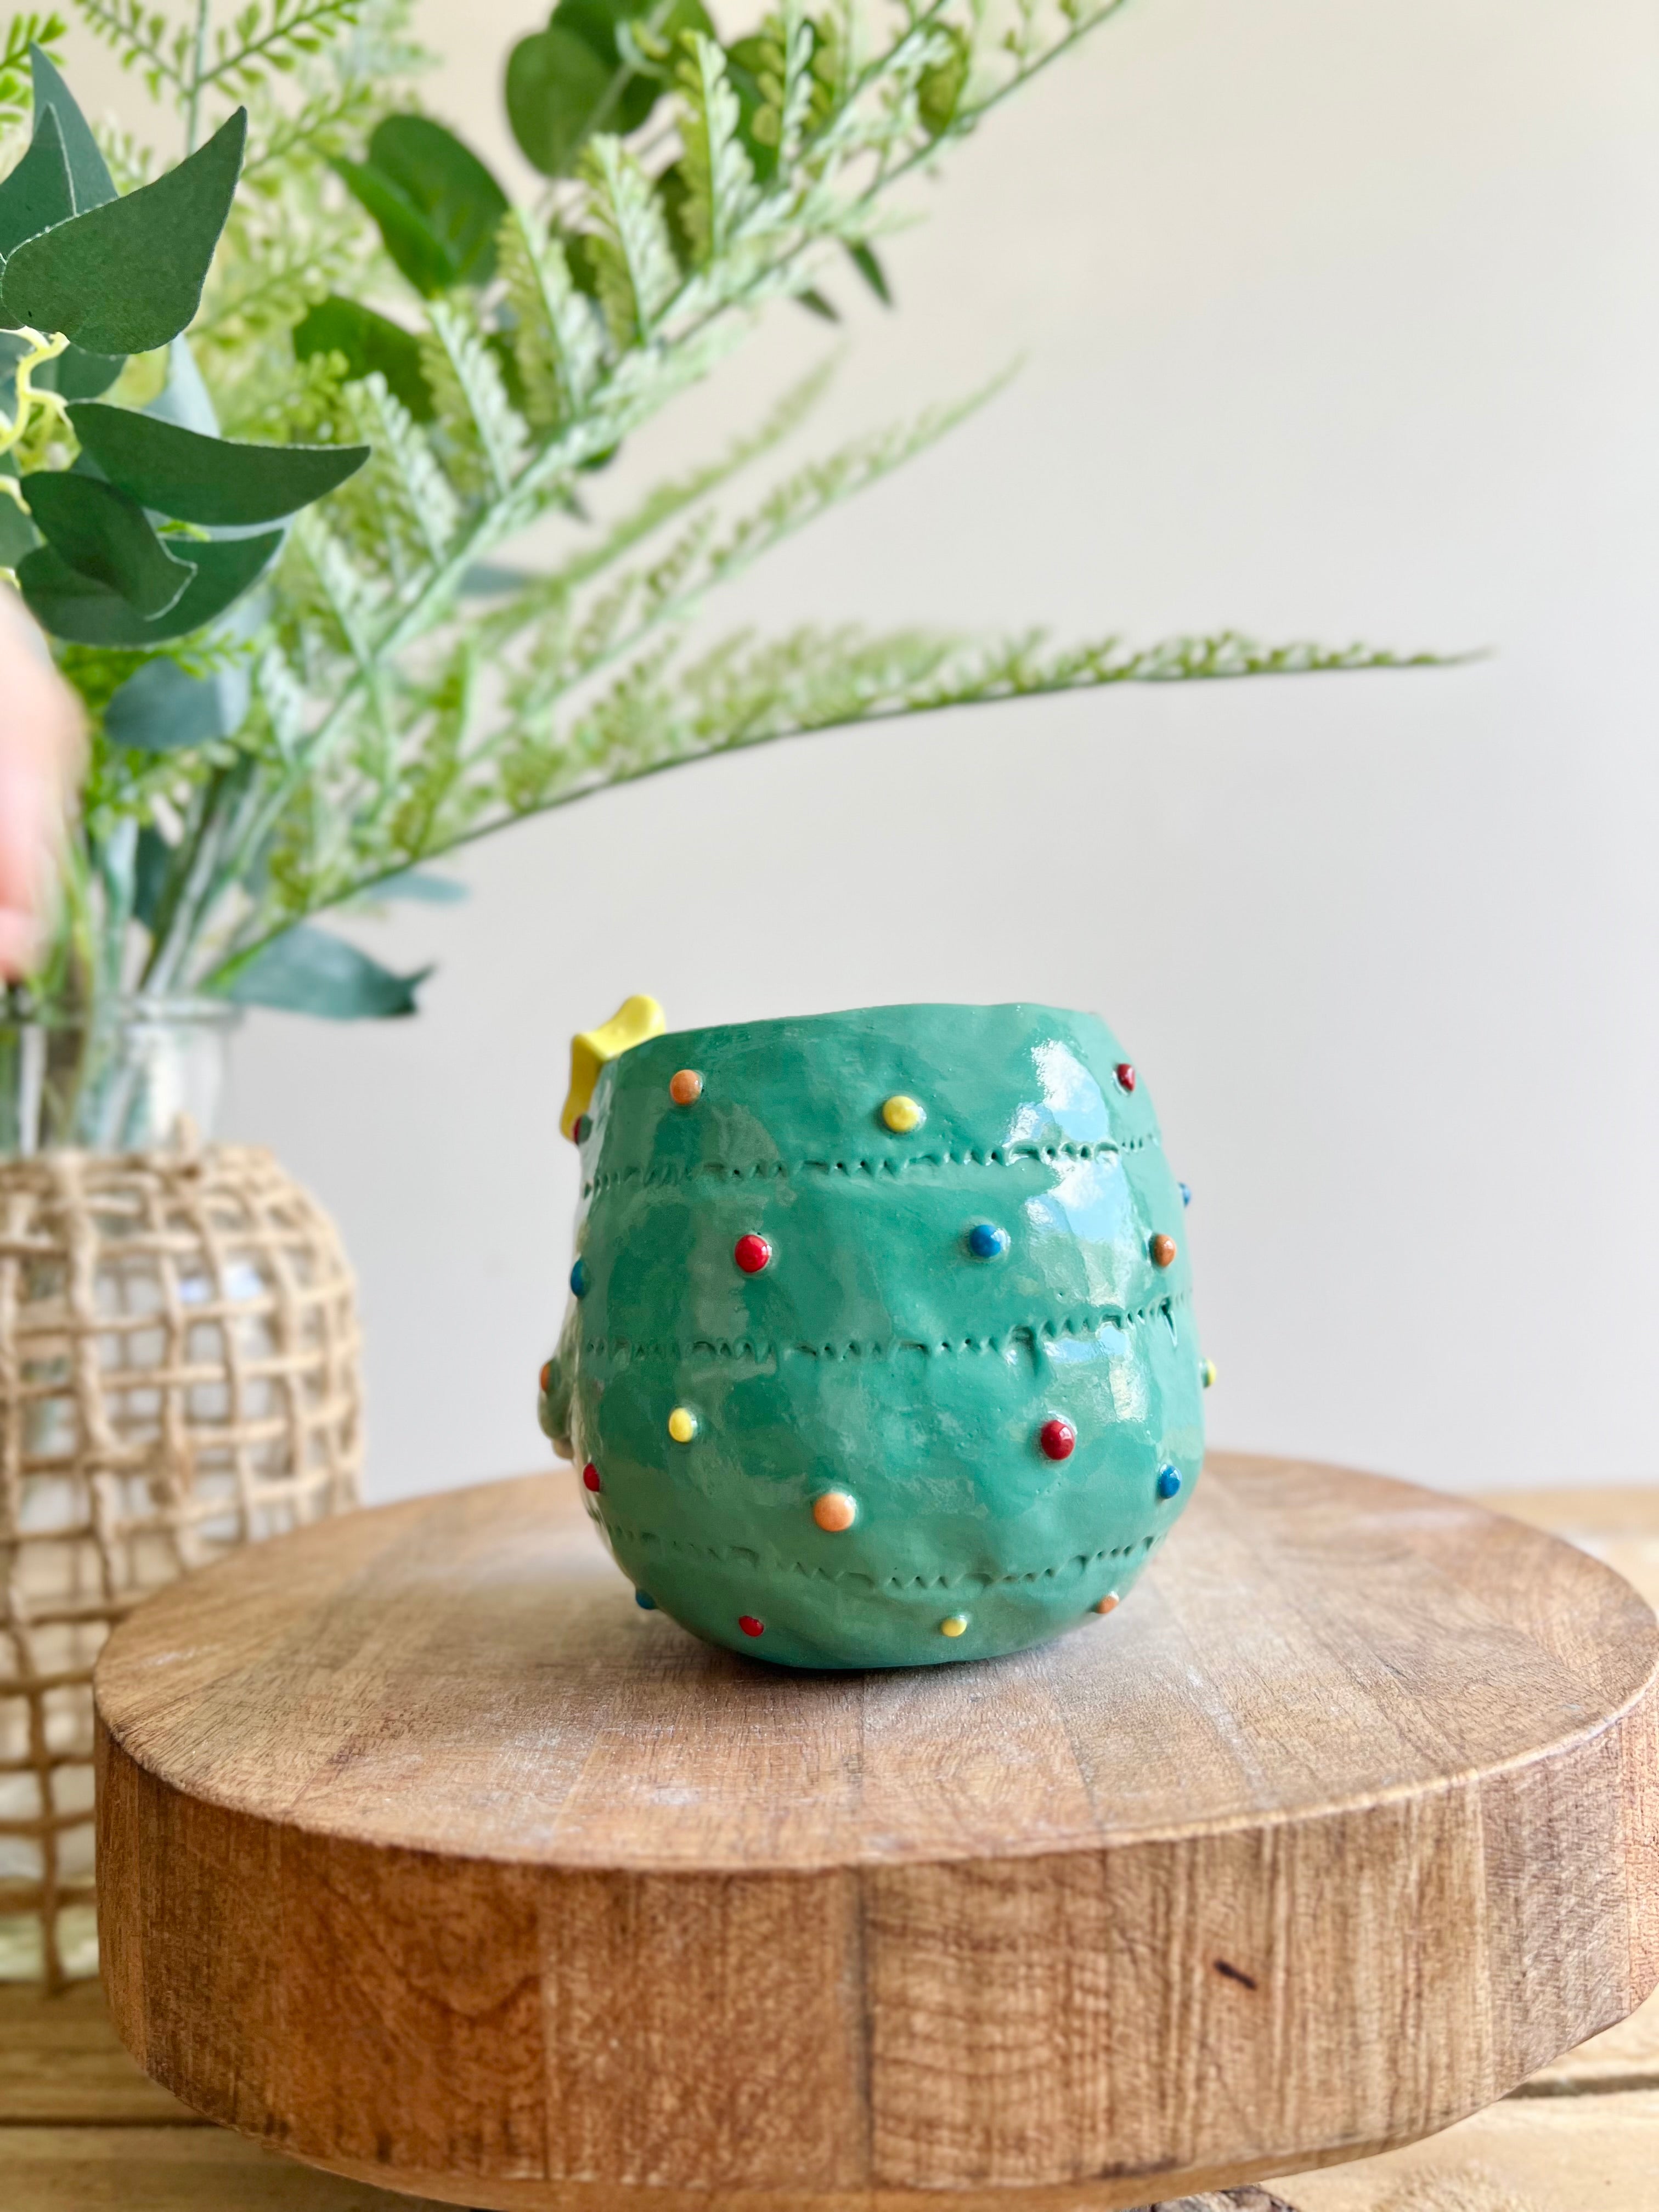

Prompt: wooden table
[5,1475,1657,2212]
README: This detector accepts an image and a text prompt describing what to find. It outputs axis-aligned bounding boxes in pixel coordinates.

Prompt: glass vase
[0,995,241,1158]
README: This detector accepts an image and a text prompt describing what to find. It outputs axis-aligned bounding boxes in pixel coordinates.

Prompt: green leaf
[0,109,246,355]
[506,24,614,178]
[68,404,368,525]
[29,46,116,212]
[796,286,838,321]
[847,241,891,306]
[375,868,467,904]
[20,471,195,616]
[133,821,172,929]
[334,117,507,296]
[0,332,24,414]
[0,104,73,256]
[223,923,430,1018]
[506,0,712,176]
[0,492,37,566]
[294,295,434,420]
[331,155,452,297]
[104,655,250,751]
[370,114,507,285]
[608,0,712,104]
[41,343,125,398]
[917,26,970,138]
[17,526,280,645]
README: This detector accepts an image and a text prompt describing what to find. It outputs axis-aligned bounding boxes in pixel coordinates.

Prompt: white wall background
[71,0,1659,1499]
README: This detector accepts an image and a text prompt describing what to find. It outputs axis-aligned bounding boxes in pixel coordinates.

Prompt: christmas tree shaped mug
[539,998,1209,1669]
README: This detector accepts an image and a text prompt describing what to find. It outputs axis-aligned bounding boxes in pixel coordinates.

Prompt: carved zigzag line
[596,1520,1161,1592]
[578,1293,1188,1369]
[583,1131,1163,1199]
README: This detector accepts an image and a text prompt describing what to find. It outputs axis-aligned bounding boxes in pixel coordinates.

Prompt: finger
[0,591,83,972]
[0,905,39,981]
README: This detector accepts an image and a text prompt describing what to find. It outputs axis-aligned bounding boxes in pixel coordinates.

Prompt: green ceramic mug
[540,1001,1206,1668]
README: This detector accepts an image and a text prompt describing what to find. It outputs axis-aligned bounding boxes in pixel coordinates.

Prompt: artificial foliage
[0,0,1429,1074]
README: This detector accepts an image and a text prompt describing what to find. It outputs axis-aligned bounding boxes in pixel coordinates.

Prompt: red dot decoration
[1114,1062,1136,1093]
[582,1463,602,1492]
[738,1615,765,1638]
[1040,1418,1076,1461]
[734,1233,772,1275]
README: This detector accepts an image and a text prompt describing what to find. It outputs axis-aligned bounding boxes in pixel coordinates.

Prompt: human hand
[0,587,81,981]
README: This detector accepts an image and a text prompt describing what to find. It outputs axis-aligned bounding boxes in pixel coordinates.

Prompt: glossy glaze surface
[539,1002,1205,1668]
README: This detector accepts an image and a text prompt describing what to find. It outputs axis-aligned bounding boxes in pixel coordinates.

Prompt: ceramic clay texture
[540,1003,1203,1666]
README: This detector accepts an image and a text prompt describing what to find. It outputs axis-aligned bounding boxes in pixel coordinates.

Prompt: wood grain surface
[92,1454,1659,2212]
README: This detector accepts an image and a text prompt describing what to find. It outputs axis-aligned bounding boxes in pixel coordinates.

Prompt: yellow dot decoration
[882,1094,926,1133]
[940,1614,968,1638]
[667,1407,698,1444]
[1201,1359,1217,1390]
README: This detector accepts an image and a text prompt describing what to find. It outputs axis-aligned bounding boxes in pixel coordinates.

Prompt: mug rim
[643,1000,1108,1052]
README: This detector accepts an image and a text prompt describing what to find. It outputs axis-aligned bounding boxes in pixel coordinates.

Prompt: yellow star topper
[560,995,667,1141]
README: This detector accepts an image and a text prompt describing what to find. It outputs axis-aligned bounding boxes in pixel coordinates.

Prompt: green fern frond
[484,371,1012,707]
[421,300,531,501]
[346,371,461,567]
[193,202,357,346]
[498,210,605,434]
[292,511,387,669]
[41,0,1435,1025]
[92,115,158,189]
[239,78,375,184]
[487,356,836,639]
[676,33,756,266]
[749,0,816,169]
[580,135,681,351]
[198,0,362,97]
[0,12,65,134]
[71,0,193,98]
[495,623,1448,823]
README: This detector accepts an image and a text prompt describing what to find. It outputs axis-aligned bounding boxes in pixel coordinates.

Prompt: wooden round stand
[94,1454,1659,2212]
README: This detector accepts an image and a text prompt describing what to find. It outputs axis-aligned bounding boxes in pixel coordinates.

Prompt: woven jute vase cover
[0,1139,360,1988]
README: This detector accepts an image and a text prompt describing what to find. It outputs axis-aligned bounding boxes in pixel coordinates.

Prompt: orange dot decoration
[669,1069,703,1105]
[538,1361,551,1393]
[1095,1592,1120,1616]
[1150,1233,1178,1268]
[812,1491,857,1533]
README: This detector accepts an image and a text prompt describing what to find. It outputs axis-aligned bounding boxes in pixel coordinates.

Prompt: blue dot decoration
[635,1589,658,1610]
[968,1222,1010,1260]
[1156,1464,1183,1500]
[570,1256,590,1298]
[1180,1181,1192,1207]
